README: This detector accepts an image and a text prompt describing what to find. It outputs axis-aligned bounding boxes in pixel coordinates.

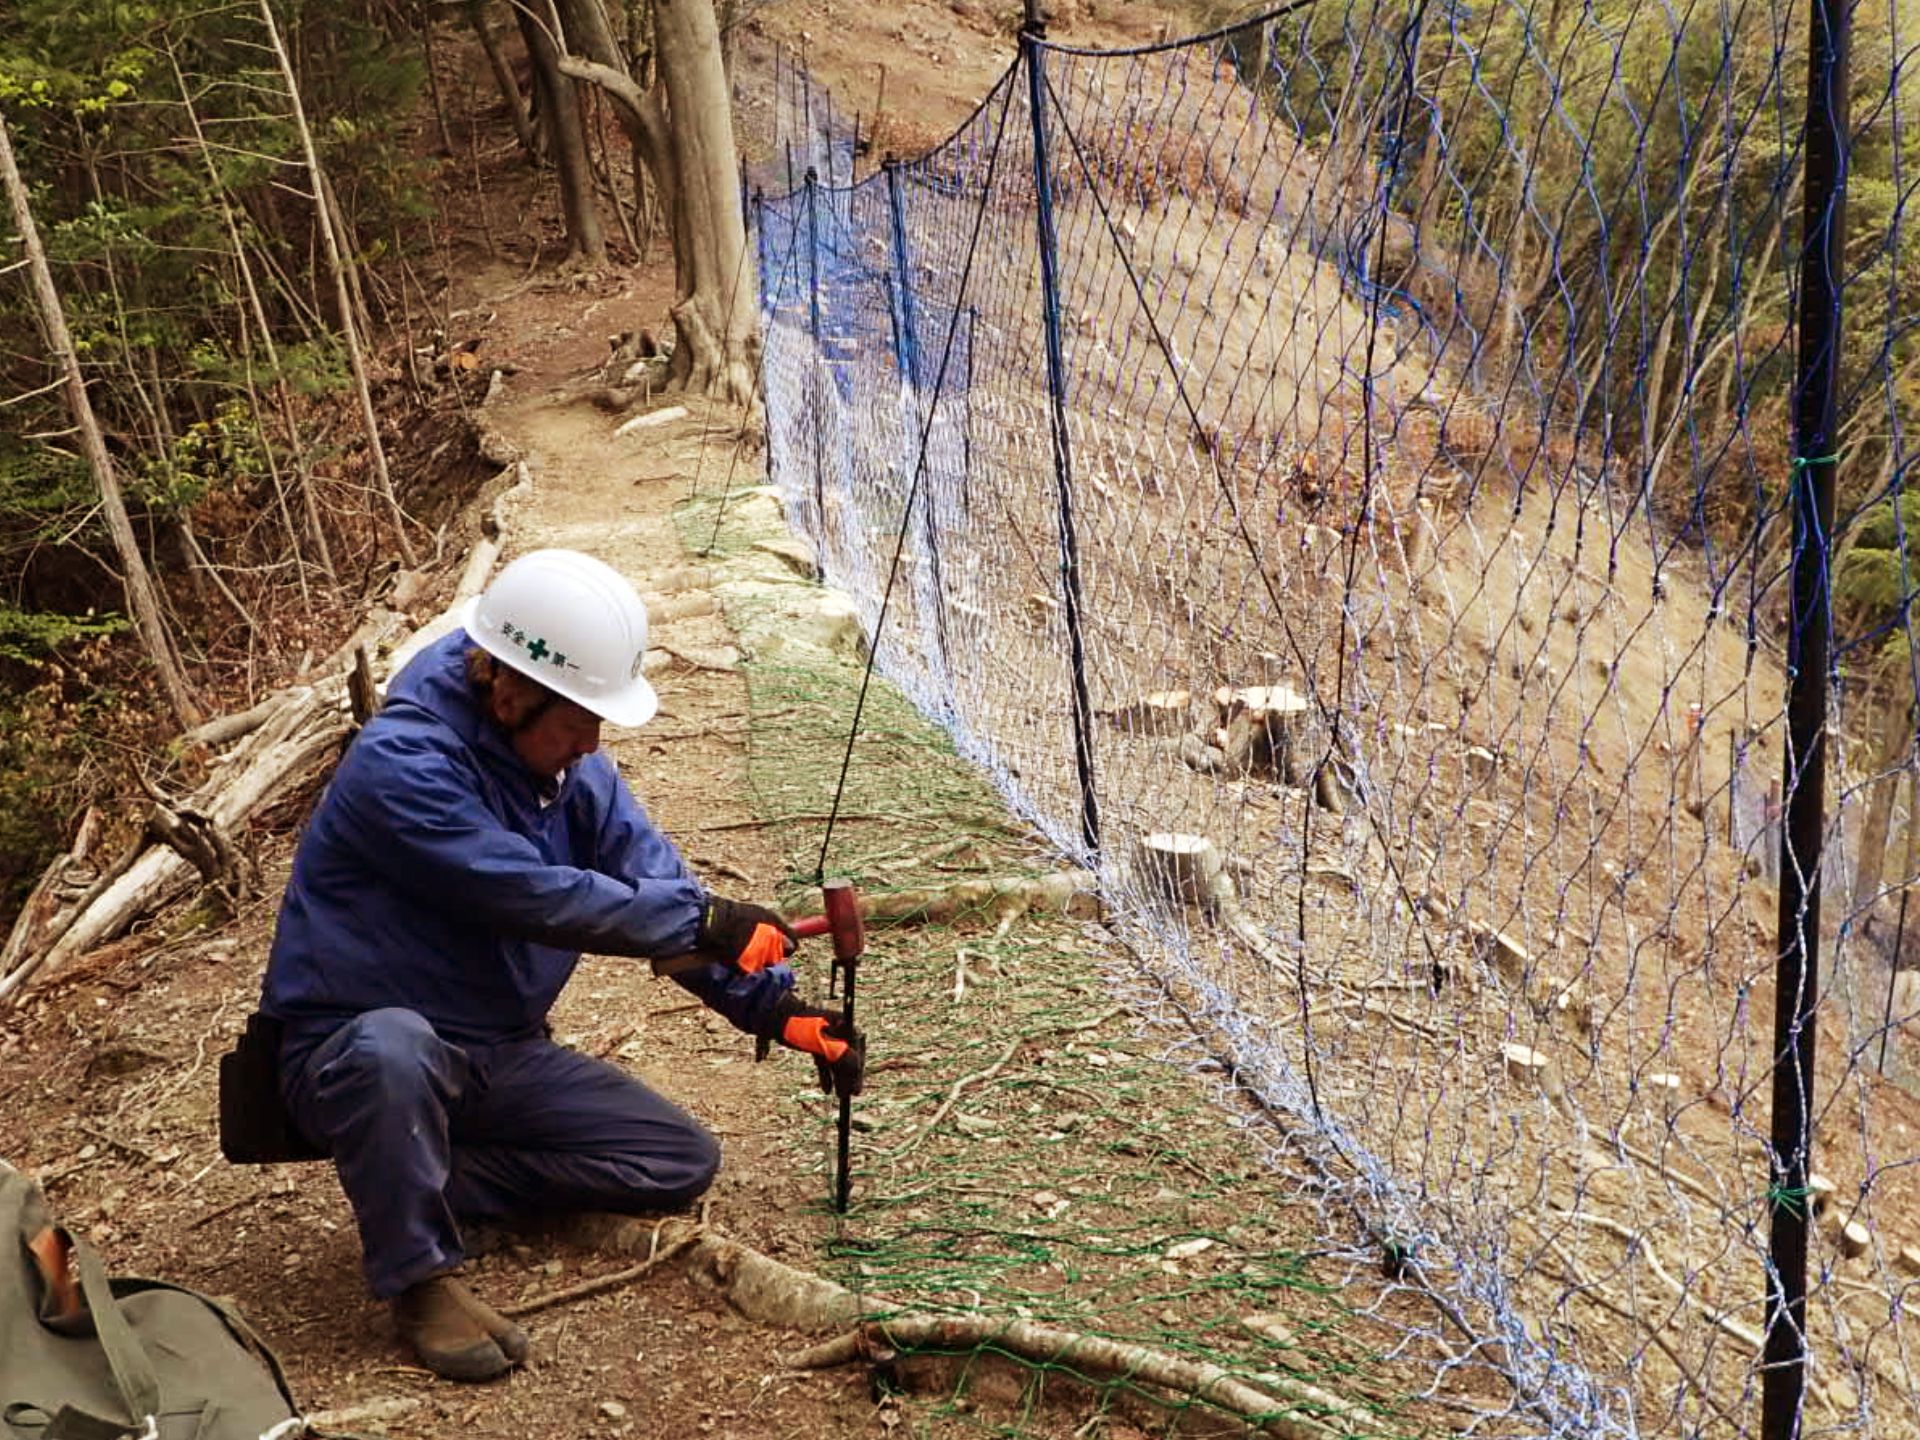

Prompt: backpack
[2,1165,303,1440]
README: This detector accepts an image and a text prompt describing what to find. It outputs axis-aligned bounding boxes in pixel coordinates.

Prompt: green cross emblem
[526,637,549,661]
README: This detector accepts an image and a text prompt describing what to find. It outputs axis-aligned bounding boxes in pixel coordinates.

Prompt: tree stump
[1501,1042,1549,1089]
[1896,1243,1920,1277]
[1138,833,1231,911]
[1838,1220,1871,1260]
[1806,1173,1837,1221]
[1213,684,1310,784]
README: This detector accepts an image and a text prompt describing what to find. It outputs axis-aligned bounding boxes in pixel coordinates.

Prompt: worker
[258,549,863,1383]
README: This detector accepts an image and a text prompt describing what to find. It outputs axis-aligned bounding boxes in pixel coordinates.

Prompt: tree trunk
[514,3,606,263]
[0,107,202,730]
[467,0,535,155]
[1855,691,1915,909]
[654,0,753,401]
[259,0,416,566]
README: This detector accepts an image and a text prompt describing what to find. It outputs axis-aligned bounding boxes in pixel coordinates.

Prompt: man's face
[488,667,603,776]
[510,697,603,777]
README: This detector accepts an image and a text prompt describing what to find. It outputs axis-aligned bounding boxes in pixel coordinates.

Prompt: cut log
[1175,733,1226,774]
[1543,977,1594,1033]
[644,564,719,596]
[1401,497,1437,573]
[1806,1172,1837,1221]
[1896,1243,1920,1277]
[1213,683,1310,784]
[613,404,689,435]
[179,692,297,750]
[1312,762,1346,814]
[348,642,380,726]
[1469,923,1530,984]
[1501,1042,1549,1088]
[1837,1220,1871,1260]
[1105,690,1192,738]
[1138,833,1230,910]
[455,534,501,605]
[1642,1072,1682,1099]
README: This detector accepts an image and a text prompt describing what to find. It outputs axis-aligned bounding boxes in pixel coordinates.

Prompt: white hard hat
[458,549,658,727]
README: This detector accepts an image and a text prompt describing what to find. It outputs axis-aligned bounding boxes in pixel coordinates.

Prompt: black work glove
[696,895,798,974]
[775,995,866,1098]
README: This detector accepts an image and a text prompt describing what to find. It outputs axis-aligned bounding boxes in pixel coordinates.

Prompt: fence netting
[755,3,1920,1434]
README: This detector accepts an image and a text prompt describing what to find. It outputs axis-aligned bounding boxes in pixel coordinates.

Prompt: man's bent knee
[607,1117,720,1212]
[309,1007,467,1109]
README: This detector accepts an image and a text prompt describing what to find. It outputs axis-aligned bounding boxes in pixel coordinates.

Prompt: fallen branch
[503,1224,702,1317]
[302,1396,422,1432]
[1,694,345,1004]
[784,1315,1363,1439]
[884,1036,1024,1160]
[178,691,298,750]
[885,1008,1124,1160]
[1540,1239,1745,1435]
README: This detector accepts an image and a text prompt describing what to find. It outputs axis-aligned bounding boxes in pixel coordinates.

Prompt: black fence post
[1021,2,1100,860]
[752,188,767,306]
[804,166,825,531]
[1764,0,1851,1432]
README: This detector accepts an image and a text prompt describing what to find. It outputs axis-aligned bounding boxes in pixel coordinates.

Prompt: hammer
[805,879,865,1213]
[651,879,867,1210]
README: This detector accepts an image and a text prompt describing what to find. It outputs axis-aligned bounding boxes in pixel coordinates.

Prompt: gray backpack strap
[65,1237,160,1433]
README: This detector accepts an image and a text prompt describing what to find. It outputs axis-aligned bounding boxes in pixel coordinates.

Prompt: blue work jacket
[261,630,792,1053]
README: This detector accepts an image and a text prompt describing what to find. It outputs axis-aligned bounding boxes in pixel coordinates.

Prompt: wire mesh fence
[755,3,1920,1434]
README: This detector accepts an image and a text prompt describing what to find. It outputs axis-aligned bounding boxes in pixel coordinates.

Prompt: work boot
[392,1273,511,1382]
[453,1279,531,1365]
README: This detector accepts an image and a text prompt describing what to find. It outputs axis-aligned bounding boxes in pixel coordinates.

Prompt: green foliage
[136,400,267,511]
[1837,492,1920,642]
[0,605,127,665]
[0,672,112,929]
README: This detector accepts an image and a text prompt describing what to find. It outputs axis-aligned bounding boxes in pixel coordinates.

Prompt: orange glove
[696,896,797,974]
[776,998,865,1098]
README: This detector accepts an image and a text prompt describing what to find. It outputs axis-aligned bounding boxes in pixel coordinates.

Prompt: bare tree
[467,0,536,155]
[0,107,203,730]
[550,0,753,400]
[258,0,418,566]
[514,1,608,262]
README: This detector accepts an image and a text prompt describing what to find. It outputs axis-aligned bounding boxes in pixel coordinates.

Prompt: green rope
[1767,1183,1816,1218]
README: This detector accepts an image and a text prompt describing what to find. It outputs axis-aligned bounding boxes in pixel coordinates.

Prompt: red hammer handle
[790,913,833,940]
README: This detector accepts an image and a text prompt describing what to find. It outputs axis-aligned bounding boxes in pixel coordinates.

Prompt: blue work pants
[282,1007,719,1298]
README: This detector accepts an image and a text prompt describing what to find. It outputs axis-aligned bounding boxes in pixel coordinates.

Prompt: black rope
[813,69,1022,885]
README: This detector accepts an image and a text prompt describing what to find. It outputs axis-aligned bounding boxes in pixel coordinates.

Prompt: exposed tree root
[555,1213,1369,1438]
[784,1315,1366,1439]
[560,1213,863,1332]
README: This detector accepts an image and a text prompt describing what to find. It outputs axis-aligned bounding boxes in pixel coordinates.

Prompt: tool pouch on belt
[217,1013,326,1165]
